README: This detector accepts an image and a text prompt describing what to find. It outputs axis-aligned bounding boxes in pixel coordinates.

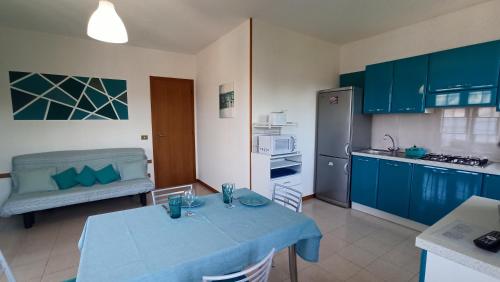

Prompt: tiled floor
[0,185,422,282]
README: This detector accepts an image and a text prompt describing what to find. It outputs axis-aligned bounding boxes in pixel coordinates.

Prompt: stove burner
[420,154,488,167]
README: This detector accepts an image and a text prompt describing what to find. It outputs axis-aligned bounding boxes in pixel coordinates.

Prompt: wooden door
[150,77,196,188]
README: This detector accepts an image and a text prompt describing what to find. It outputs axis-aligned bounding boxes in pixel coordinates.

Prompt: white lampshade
[87,1,128,44]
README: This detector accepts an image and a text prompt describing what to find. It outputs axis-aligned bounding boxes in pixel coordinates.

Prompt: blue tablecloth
[77,189,322,282]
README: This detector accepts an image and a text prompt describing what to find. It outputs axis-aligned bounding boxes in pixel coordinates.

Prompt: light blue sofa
[0,148,154,228]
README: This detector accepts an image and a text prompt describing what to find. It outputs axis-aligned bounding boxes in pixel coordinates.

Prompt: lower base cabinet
[351,156,379,208]
[377,160,412,218]
[482,174,500,200]
[409,164,482,226]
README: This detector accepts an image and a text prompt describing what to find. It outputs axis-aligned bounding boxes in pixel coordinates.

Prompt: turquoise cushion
[13,167,58,194]
[75,166,96,187]
[118,160,147,181]
[52,167,78,190]
[95,164,120,184]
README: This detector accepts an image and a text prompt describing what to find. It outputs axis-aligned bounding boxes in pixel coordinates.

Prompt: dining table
[76,188,322,282]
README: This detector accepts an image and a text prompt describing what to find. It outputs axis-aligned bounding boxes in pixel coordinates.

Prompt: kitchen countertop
[416,196,500,279]
[352,151,500,176]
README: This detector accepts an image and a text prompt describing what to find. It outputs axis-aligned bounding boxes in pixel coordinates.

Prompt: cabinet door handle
[344,143,350,156]
[456,170,479,176]
[385,162,400,167]
[344,163,349,174]
[327,162,334,167]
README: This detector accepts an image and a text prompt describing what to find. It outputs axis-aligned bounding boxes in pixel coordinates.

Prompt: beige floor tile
[11,259,46,282]
[329,225,366,244]
[318,254,362,281]
[353,236,393,257]
[337,244,378,267]
[269,266,290,282]
[345,269,385,282]
[366,259,415,282]
[44,251,80,275]
[318,233,350,260]
[50,233,81,257]
[11,244,52,268]
[298,264,342,282]
[41,266,77,282]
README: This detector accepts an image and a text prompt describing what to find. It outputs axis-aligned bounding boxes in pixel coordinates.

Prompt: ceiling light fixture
[87,0,128,44]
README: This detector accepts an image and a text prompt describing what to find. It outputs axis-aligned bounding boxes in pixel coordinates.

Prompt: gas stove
[420,154,488,167]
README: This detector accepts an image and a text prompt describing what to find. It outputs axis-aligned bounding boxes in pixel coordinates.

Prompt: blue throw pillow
[95,164,120,184]
[52,167,78,190]
[75,166,97,187]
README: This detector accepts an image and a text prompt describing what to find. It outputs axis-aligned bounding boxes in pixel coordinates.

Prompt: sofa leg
[23,212,35,229]
[139,193,147,206]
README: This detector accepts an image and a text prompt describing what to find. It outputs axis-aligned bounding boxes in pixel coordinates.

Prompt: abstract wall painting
[9,71,128,120]
[219,82,234,118]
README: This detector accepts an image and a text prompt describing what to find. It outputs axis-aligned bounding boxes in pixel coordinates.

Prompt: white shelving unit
[251,151,302,200]
[251,120,302,200]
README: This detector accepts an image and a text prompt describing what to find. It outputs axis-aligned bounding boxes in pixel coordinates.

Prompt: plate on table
[182,198,205,208]
[239,194,270,207]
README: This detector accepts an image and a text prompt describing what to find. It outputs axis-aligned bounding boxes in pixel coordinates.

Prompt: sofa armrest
[0,179,12,208]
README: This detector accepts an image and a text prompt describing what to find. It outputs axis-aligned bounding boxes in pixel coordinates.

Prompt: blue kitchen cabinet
[364,62,393,113]
[351,156,379,208]
[409,165,482,225]
[482,174,500,201]
[391,55,428,113]
[377,160,412,218]
[428,40,500,93]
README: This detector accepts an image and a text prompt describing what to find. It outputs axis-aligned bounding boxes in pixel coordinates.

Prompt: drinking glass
[184,188,195,216]
[222,183,235,208]
[168,195,182,219]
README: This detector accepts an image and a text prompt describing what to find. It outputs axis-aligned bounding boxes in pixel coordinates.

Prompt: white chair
[202,248,275,282]
[272,183,302,212]
[0,250,16,282]
[151,184,193,205]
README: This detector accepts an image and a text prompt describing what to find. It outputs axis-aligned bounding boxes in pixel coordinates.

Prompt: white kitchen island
[416,196,500,282]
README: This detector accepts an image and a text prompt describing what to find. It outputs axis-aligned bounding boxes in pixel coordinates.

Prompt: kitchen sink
[359,149,405,157]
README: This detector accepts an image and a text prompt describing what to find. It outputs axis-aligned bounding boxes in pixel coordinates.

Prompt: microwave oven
[258,135,297,155]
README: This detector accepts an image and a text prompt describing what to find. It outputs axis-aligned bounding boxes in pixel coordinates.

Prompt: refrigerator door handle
[344,143,350,156]
[343,163,348,174]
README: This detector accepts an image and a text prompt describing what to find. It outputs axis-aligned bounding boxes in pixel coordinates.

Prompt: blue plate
[239,195,269,207]
[182,198,204,208]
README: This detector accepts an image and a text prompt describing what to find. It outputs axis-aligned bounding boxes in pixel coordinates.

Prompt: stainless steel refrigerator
[314,87,371,208]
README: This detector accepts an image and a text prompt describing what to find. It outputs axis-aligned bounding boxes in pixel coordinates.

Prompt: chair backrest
[0,250,16,282]
[202,248,275,282]
[272,183,302,212]
[151,184,193,205]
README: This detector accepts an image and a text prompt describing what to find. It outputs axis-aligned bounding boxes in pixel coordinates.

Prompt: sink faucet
[384,134,400,152]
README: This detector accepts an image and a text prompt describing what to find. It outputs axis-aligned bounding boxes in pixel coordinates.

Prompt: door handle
[327,162,334,167]
[158,133,166,137]
[343,163,348,174]
[344,143,350,156]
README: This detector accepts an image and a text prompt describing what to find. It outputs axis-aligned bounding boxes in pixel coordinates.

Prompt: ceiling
[0,0,491,54]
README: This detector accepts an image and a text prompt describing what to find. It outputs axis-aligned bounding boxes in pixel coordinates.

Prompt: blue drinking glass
[222,183,235,208]
[168,195,182,219]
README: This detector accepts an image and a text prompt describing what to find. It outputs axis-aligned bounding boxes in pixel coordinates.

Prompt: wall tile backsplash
[371,107,500,161]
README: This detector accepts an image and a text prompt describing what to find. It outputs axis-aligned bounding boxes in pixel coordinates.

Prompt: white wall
[252,20,340,196]
[339,0,500,159]
[0,27,196,183]
[195,20,250,191]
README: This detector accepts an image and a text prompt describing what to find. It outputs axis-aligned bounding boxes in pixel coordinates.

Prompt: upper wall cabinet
[428,41,500,93]
[364,62,393,113]
[427,40,500,108]
[391,55,428,113]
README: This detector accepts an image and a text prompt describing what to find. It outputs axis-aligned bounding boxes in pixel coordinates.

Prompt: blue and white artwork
[9,71,128,120]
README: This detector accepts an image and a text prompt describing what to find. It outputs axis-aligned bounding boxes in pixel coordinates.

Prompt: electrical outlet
[141,135,148,140]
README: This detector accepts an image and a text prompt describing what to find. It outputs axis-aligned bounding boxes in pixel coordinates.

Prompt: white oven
[258,135,297,155]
